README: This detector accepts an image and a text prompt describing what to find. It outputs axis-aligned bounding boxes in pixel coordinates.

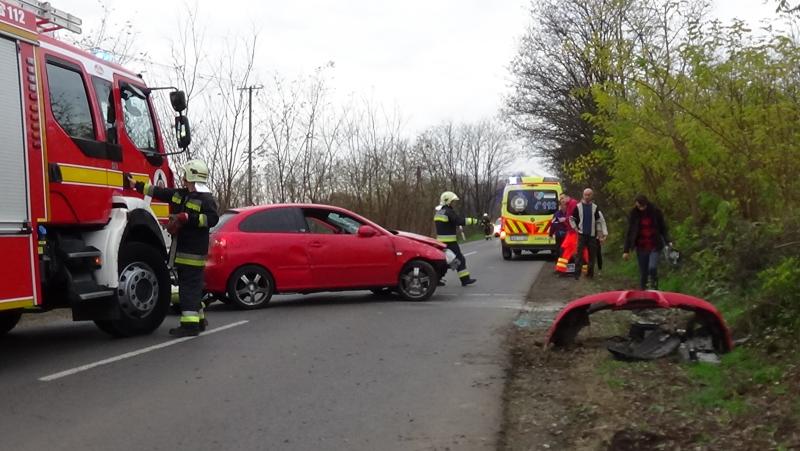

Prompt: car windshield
[506,189,559,216]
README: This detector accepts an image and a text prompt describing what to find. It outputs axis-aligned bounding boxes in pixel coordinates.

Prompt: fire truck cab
[0,0,191,336]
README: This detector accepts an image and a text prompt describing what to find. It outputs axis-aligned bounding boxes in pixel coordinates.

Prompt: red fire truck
[0,0,192,336]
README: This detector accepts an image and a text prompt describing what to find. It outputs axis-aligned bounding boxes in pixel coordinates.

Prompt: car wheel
[397,260,437,302]
[94,242,171,337]
[501,244,512,260]
[0,310,22,336]
[227,265,274,310]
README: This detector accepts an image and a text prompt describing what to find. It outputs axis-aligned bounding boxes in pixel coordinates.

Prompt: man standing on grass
[569,188,607,280]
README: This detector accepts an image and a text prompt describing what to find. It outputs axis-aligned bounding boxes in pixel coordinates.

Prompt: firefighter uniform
[434,191,477,286]
[132,160,218,337]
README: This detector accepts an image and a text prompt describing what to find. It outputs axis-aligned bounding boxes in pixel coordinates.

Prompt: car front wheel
[397,260,437,302]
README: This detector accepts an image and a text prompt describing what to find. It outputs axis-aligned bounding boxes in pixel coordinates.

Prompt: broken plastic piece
[546,290,733,353]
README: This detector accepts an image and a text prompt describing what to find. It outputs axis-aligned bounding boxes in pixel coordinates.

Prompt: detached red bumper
[546,290,734,353]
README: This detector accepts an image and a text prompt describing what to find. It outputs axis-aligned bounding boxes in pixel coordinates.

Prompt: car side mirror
[357,225,377,238]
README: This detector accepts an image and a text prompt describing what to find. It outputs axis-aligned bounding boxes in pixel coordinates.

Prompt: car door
[237,207,312,290]
[302,208,395,289]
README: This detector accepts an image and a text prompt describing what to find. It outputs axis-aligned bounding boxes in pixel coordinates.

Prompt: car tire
[0,310,22,336]
[502,244,512,260]
[227,265,274,310]
[94,242,171,337]
[397,260,437,302]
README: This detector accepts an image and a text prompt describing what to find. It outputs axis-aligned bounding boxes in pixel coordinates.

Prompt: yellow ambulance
[500,176,563,260]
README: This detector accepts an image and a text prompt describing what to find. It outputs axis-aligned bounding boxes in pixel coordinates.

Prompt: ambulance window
[121,84,156,151]
[91,77,117,144]
[46,62,96,140]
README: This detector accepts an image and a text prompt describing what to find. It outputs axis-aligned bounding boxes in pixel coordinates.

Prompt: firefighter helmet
[183,159,209,183]
[440,191,459,206]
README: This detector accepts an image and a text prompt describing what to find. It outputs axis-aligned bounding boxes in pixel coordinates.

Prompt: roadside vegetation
[503,0,800,448]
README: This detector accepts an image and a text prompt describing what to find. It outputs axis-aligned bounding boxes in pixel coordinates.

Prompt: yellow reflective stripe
[180,315,200,323]
[151,203,170,219]
[175,253,207,267]
[458,270,470,277]
[143,182,155,197]
[507,221,519,234]
[0,298,35,310]
[198,214,207,228]
[172,193,183,205]
[59,165,107,186]
[186,200,202,212]
[466,218,478,225]
[437,235,458,243]
[434,216,449,222]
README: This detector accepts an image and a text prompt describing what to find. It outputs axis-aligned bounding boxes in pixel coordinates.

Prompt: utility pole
[238,85,262,206]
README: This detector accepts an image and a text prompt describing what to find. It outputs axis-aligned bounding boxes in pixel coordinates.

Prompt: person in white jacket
[569,188,608,279]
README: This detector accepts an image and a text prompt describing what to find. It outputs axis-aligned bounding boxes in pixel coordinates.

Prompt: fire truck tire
[0,310,22,335]
[94,242,171,337]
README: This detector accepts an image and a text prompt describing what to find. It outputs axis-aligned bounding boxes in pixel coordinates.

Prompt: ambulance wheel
[502,244,512,260]
[94,242,171,337]
[0,310,22,336]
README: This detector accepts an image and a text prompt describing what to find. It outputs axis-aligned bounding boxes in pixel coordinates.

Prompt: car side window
[46,61,96,140]
[302,209,363,235]
[239,208,303,233]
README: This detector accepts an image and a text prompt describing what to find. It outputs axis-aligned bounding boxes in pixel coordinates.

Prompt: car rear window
[506,189,559,216]
[239,208,303,233]
[211,211,237,233]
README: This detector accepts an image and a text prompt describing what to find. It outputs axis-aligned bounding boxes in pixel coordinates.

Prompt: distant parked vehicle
[204,204,448,309]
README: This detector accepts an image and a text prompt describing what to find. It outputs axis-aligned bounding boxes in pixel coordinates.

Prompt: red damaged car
[204,204,448,308]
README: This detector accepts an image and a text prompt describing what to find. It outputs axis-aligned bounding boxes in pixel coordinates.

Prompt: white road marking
[463,251,478,257]
[39,320,249,382]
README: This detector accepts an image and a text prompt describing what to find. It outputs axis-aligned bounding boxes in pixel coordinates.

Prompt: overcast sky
[53,0,781,174]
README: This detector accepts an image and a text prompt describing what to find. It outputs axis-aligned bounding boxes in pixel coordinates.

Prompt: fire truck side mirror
[175,116,192,149]
[169,91,188,113]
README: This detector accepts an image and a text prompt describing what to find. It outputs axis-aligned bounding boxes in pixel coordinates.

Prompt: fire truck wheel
[0,310,22,335]
[95,242,171,337]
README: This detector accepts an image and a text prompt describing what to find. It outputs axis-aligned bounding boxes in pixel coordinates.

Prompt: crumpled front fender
[546,290,734,353]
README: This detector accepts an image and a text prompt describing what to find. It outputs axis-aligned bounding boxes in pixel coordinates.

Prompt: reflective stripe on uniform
[172,193,183,205]
[198,214,208,228]
[143,182,155,197]
[466,218,478,225]
[186,200,202,212]
[458,270,470,278]
[180,313,200,323]
[434,211,449,222]
[175,252,207,267]
[437,235,458,243]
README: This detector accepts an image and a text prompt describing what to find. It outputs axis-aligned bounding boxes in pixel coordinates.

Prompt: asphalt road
[0,238,547,451]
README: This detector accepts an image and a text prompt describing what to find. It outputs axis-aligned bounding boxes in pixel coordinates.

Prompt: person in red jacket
[623,194,672,290]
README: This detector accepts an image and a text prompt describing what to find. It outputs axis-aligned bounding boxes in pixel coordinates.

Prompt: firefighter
[434,191,477,286]
[126,160,219,337]
[480,213,493,240]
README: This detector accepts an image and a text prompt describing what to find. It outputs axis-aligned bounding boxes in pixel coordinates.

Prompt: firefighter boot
[460,276,477,286]
[169,321,200,337]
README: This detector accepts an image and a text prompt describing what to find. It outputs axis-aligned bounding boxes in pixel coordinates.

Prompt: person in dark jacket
[127,160,219,337]
[549,200,569,253]
[434,191,477,286]
[623,194,671,290]
[569,188,608,280]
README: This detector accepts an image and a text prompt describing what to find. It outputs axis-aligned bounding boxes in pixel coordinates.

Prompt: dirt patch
[500,269,800,451]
